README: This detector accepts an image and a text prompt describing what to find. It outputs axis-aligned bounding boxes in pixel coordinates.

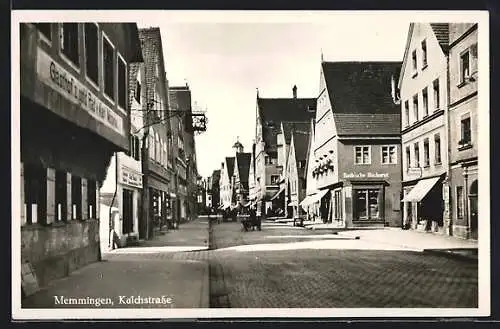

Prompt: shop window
[60,23,79,67]
[413,94,419,122]
[102,35,114,100]
[456,186,464,219]
[71,175,82,220]
[381,145,397,164]
[434,134,442,164]
[460,49,471,84]
[405,146,411,169]
[423,138,430,167]
[433,79,440,110]
[404,101,409,127]
[118,56,127,109]
[460,115,472,146]
[24,164,47,225]
[87,179,96,219]
[55,170,67,222]
[354,146,370,164]
[84,23,98,85]
[422,87,428,117]
[334,190,343,220]
[421,39,427,67]
[270,175,280,185]
[35,23,52,41]
[414,142,420,167]
[353,189,381,220]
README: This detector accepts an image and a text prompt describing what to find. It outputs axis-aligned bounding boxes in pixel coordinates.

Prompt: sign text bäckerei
[36,47,124,136]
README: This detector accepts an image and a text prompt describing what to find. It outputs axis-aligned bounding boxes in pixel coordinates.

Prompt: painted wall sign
[36,47,124,136]
[406,167,423,180]
[343,172,389,179]
[120,166,143,189]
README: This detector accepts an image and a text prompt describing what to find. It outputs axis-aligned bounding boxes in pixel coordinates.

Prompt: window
[460,50,471,84]
[55,170,67,222]
[413,95,419,122]
[87,179,96,219]
[414,142,420,167]
[118,56,127,109]
[35,23,52,41]
[24,164,47,225]
[354,189,381,220]
[460,115,472,146]
[334,190,343,220]
[84,23,98,85]
[381,146,397,164]
[421,39,427,67]
[270,175,280,185]
[433,79,440,110]
[422,87,428,117]
[423,138,430,167]
[405,146,411,169]
[411,50,417,72]
[60,23,79,67]
[354,146,371,164]
[434,134,442,164]
[404,101,410,127]
[102,35,115,100]
[456,186,464,219]
[135,80,141,103]
[71,175,82,220]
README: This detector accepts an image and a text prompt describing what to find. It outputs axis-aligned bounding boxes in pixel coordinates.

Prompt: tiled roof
[236,152,251,184]
[322,61,401,115]
[225,157,235,178]
[430,23,450,53]
[282,122,311,143]
[258,97,316,151]
[333,113,401,136]
[128,63,141,108]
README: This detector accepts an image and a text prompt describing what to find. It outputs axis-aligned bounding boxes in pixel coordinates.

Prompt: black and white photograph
[11,10,490,320]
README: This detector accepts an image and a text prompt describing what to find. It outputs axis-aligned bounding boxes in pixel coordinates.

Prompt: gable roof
[258,98,316,151]
[322,61,401,115]
[333,113,401,136]
[398,23,450,88]
[236,152,251,184]
[225,157,235,178]
[211,170,221,186]
[282,122,311,144]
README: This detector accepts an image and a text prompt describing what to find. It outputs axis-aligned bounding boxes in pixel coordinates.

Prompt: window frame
[422,87,429,117]
[421,39,428,68]
[456,186,464,219]
[433,78,440,110]
[404,100,410,127]
[34,23,52,45]
[434,133,442,165]
[411,49,418,75]
[459,48,472,85]
[423,138,430,167]
[58,23,81,73]
[405,145,411,169]
[101,31,116,105]
[83,22,100,90]
[381,145,397,165]
[412,94,419,123]
[354,146,371,165]
[460,114,472,146]
[414,142,420,168]
[117,52,128,113]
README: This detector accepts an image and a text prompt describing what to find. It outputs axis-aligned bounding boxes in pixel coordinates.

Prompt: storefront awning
[299,189,329,208]
[402,177,440,202]
[270,186,285,201]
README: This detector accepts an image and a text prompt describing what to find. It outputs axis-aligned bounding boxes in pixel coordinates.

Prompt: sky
[139,12,412,178]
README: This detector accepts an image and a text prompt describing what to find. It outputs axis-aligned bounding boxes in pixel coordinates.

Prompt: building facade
[209,169,221,209]
[219,157,236,209]
[399,23,450,234]
[307,61,402,228]
[234,145,252,205]
[20,22,143,289]
[254,86,316,217]
[447,23,478,239]
[138,27,174,238]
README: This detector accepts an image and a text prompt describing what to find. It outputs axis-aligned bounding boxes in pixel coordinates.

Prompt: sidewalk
[21,217,211,309]
[337,228,478,262]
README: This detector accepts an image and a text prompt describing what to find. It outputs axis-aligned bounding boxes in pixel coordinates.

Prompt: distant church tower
[233,137,244,154]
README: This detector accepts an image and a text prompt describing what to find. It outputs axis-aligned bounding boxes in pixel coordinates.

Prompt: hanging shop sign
[343,172,389,179]
[36,47,124,136]
[120,166,143,189]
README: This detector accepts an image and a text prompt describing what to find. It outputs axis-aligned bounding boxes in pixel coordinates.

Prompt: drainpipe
[445,49,452,235]
[108,152,118,248]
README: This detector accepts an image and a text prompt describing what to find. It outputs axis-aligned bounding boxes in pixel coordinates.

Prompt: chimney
[292,85,297,98]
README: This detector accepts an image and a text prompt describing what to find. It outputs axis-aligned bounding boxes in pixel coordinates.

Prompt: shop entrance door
[469,179,478,239]
[122,189,134,234]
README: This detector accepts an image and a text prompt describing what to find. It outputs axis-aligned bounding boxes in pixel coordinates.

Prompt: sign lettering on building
[343,172,389,179]
[36,47,124,136]
[120,166,143,189]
